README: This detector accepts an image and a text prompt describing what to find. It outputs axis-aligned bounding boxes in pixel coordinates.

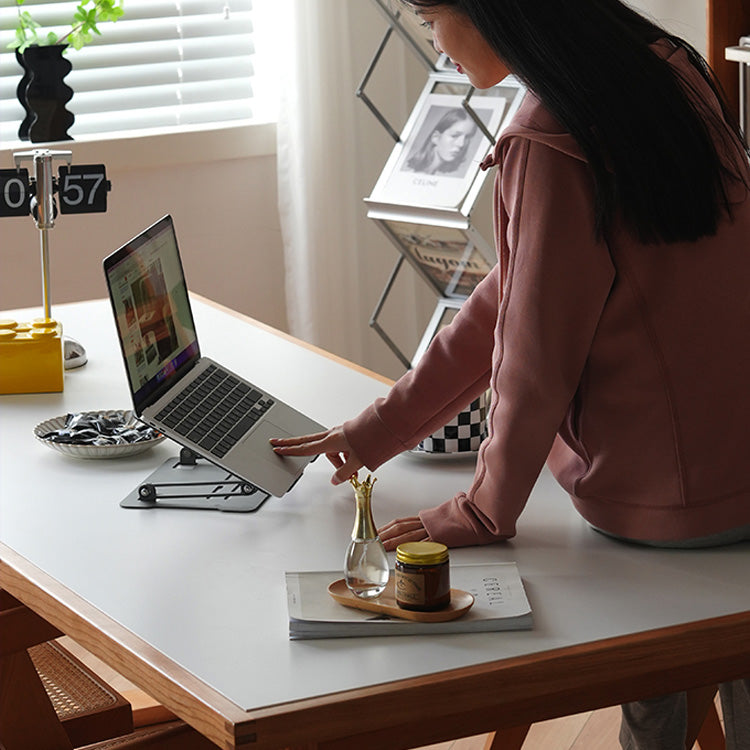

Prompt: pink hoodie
[344,44,750,546]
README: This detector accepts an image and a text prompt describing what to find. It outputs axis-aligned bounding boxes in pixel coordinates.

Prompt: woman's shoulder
[481,91,584,169]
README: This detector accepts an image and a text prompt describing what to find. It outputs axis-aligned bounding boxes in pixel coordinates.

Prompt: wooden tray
[328,578,474,622]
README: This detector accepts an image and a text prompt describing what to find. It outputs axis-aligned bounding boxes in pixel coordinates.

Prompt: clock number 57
[58,165,111,213]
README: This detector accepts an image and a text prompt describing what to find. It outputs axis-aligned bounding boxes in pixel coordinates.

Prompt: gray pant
[612,526,750,749]
[620,681,750,750]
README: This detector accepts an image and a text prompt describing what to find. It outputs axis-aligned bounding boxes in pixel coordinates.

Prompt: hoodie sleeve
[419,134,616,546]
[343,266,499,468]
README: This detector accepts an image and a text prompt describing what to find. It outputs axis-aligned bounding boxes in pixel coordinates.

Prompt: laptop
[103,215,325,497]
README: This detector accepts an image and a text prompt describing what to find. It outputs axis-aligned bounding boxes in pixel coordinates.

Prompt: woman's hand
[378,516,430,552]
[270,426,363,486]
[272,430,431,551]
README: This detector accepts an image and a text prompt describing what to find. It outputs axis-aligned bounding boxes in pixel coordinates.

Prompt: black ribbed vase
[15,50,33,140]
[20,44,74,142]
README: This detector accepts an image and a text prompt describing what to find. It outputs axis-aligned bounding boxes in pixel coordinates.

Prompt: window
[0,0,278,144]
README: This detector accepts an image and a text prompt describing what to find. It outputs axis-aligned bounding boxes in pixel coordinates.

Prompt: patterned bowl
[33,410,165,459]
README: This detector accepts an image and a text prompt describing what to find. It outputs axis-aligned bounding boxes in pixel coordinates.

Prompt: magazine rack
[359,2,525,368]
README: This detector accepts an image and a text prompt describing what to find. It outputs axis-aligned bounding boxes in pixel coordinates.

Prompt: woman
[272,2,750,747]
[405,107,476,175]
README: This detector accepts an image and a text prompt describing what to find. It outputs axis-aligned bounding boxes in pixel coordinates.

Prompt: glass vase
[344,474,389,599]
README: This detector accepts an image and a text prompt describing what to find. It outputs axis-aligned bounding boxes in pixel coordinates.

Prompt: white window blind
[0,0,257,144]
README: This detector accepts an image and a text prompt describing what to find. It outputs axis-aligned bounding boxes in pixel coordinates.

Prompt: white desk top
[1,298,749,714]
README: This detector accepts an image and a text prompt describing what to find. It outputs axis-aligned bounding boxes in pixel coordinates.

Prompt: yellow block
[0,318,64,394]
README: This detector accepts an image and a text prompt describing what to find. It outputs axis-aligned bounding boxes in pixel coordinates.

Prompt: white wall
[0,126,289,333]
[0,0,707,380]
[629,0,705,54]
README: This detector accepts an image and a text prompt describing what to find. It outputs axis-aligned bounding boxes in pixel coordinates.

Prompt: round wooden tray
[328,578,474,622]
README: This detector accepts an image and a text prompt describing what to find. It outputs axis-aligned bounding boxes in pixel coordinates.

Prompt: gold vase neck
[350,474,377,540]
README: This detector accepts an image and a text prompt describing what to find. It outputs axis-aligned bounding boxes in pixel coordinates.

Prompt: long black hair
[406,0,750,243]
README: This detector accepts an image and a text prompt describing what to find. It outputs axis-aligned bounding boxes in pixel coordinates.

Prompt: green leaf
[19,10,40,30]
[14,0,124,50]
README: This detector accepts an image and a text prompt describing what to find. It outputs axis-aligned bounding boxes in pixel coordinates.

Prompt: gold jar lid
[396,541,449,566]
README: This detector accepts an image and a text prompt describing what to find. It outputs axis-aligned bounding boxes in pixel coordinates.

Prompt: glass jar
[395,541,451,611]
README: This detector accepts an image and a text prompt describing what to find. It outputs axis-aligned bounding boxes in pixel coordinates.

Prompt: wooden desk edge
[4,542,750,750]
[243,610,750,749]
[190,293,396,387]
[0,295,396,390]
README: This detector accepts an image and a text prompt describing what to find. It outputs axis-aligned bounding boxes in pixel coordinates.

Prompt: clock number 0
[3,176,28,209]
[0,170,30,217]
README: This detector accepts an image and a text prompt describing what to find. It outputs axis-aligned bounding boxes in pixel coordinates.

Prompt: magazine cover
[377,92,507,208]
[380,219,494,297]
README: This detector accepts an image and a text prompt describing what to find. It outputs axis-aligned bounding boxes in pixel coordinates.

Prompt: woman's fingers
[378,516,430,551]
[274,436,434,545]
[331,454,364,485]
[271,427,364,485]
[270,431,341,456]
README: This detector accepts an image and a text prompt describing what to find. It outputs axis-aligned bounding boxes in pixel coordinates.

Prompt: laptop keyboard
[155,364,274,458]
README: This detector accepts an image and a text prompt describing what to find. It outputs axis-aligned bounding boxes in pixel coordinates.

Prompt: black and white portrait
[375,93,507,208]
[404,106,481,178]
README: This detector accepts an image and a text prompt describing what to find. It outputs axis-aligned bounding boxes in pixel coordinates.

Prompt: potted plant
[9,0,125,142]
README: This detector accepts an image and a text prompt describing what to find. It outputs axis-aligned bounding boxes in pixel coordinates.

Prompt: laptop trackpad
[249,421,311,473]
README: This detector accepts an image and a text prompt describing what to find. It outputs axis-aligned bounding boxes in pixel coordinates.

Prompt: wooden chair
[79,720,220,749]
[28,639,133,747]
[1,589,133,749]
[1,588,218,749]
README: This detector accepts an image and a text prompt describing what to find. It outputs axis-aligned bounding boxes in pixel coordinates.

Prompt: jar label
[396,571,427,605]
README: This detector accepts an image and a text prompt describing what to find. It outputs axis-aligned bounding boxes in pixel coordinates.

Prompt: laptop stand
[120,448,270,512]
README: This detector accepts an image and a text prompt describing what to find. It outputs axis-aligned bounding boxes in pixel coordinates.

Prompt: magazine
[376,92,507,209]
[380,219,494,297]
[286,563,532,640]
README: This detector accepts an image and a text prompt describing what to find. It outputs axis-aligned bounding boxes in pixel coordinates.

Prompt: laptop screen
[104,215,200,413]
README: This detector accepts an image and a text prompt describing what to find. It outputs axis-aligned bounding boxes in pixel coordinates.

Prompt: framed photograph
[377,93,506,209]
[377,219,495,298]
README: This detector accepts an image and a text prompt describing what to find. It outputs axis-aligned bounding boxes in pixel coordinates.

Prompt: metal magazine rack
[359,0,525,369]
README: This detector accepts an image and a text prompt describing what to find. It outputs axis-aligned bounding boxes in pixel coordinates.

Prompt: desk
[2,297,750,749]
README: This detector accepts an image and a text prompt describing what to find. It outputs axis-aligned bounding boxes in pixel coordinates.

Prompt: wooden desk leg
[483,725,531,750]
[0,648,73,750]
[685,685,724,750]
[693,692,725,750]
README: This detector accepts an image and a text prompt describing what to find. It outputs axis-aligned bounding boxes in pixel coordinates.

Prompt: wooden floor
[58,636,720,749]
[414,707,625,750]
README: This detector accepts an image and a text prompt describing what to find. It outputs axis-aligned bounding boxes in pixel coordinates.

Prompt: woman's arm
[272,270,499,490]
[419,135,616,547]
[342,267,499,469]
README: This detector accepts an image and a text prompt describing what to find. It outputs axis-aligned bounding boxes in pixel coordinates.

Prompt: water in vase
[345,537,389,598]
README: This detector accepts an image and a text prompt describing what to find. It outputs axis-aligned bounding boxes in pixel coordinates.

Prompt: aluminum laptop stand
[120,448,270,512]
